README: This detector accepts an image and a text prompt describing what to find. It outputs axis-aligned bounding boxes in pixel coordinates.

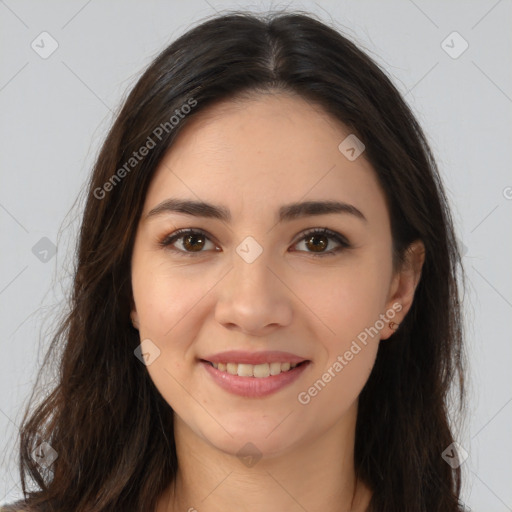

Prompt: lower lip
[200,360,311,398]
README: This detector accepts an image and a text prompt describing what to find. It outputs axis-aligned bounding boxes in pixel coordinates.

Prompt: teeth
[237,363,254,377]
[210,361,300,377]
[253,363,270,378]
[226,362,238,375]
[269,362,282,375]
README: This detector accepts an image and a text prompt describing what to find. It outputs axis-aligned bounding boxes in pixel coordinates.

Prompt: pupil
[184,234,205,251]
[307,235,327,252]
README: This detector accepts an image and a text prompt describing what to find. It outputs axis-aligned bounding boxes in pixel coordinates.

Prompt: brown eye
[161,227,350,258]
[160,229,217,256]
[304,234,328,252]
[293,228,350,257]
[182,233,206,252]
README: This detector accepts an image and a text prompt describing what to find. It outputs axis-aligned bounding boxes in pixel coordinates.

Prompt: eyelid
[291,227,350,248]
[159,228,219,252]
[159,227,350,257]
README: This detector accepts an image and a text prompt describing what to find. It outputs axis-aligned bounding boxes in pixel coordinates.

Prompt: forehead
[143,92,387,224]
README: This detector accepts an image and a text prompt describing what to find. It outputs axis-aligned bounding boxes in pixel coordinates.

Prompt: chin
[196,418,300,460]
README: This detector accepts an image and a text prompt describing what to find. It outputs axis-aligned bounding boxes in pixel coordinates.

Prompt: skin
[130,91,425,512]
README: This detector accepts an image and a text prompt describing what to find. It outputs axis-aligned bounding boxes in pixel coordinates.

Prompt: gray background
[1,0,511,509]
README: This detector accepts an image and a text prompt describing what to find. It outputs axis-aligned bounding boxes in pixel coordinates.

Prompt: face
[130,92,421,458]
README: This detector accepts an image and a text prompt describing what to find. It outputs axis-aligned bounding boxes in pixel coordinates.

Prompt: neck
[160,403,372,512]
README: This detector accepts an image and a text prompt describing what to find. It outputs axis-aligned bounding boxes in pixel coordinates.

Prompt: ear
[130,296,140,330]
[380,239,425,340]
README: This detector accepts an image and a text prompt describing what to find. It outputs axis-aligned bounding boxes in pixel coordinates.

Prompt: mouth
[199,357,311,398]
[200,359,309,378]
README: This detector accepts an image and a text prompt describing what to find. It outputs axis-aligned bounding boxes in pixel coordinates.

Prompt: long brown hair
[12,10,467,512]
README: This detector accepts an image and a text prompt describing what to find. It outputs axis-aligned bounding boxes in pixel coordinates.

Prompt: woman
[2,10,468,512]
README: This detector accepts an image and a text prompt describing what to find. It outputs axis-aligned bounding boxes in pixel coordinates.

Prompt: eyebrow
[146,198,367,223]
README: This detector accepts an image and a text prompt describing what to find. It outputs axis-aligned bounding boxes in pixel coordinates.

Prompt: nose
[214,246,294,336]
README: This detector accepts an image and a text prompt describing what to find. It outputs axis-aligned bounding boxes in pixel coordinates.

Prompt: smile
[200,359,311,398]
[205,360,304,377]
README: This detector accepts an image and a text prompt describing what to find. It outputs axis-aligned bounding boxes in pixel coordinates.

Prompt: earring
[389,322,399,331]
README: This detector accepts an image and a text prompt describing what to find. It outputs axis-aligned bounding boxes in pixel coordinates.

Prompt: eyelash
[159,227,351,258]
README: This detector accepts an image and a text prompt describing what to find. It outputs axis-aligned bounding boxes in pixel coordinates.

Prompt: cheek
[132,256,208,340]
[131,261,205,409]
[130,256,222,401]
[295,270,382,416]
[291,258,387,396]
[294,258,389,340]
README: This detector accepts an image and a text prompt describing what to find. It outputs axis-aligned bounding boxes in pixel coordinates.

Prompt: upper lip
[201,350,309,365]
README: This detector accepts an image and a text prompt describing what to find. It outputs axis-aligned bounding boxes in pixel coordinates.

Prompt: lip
[200,359,311,398]
[201,350,308,365]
